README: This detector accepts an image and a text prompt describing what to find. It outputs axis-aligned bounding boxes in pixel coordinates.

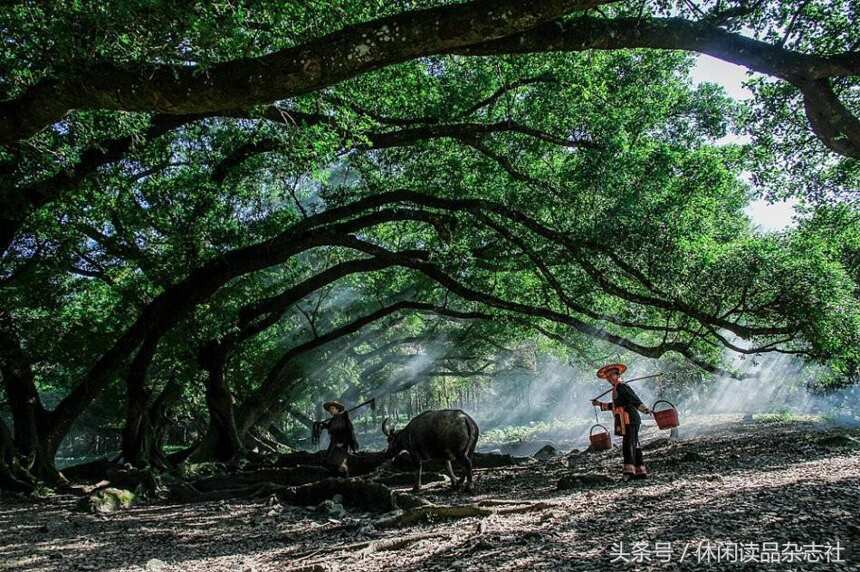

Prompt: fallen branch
[376,504,492,528]
[289,532,449,567]
[476,498,545,507]
[283,565,328,572]
[376,499,558,528]
[192,466,331,491]
[494,501,555,515]
[362,532,449,555]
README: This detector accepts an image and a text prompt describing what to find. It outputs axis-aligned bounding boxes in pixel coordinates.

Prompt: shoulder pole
[590,373,663,401]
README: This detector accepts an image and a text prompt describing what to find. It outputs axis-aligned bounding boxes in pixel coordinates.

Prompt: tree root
[376,504,493,528]
[376,499,557,528]
[273,451,327,467]
[0,465,36,494]
[289,532,449,568]
[192,466,331,491]
[371,471,447,487]
[278,477,427,512]
[167,481,286,503]
[60,458,118,482]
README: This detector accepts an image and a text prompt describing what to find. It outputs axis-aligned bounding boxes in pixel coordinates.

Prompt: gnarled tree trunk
[120,337,184,469]
[121,338,160,467]
[0,416,35,493]
[193,343,244,462]
[0,319,63,485]
[148,377,182,467]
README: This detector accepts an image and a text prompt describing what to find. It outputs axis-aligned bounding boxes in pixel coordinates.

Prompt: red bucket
[589,424,612,450]
[652,400,679,429]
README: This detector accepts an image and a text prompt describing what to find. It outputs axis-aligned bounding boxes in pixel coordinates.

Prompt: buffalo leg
[458,454,474,492]
[413,460,423,492]
[445,460,460,489]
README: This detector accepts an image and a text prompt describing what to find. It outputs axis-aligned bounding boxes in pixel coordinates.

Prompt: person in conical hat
[316,400,359,477]
[592,364,651,480]
[323,400,346,414]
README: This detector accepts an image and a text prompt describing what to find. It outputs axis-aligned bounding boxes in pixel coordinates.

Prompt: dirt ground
[2,416,859,571]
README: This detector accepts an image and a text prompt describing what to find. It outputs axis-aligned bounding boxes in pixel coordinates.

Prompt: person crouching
[591,364,651,481]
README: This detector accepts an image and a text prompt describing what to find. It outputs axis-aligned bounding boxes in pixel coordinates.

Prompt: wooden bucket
[589,424,612,450]
[652,400,680,429]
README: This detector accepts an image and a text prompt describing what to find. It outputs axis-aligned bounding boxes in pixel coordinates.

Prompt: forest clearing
[2,1,860,571]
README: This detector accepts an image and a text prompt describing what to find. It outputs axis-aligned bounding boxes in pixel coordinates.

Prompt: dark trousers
[621,423,644,472]
[326,443,349,476]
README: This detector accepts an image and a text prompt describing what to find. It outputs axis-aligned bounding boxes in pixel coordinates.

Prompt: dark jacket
[613,383,643,427]
[599,383,644,435]
[326,411,359,453]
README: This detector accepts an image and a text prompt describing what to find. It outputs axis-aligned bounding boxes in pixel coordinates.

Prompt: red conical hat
[597,363,627,379]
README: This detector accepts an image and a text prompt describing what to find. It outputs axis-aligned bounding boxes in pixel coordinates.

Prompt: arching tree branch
[0,0,612,145]
[456,16,860,158]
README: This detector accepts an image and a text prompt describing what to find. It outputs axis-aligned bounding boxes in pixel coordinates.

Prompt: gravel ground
[2,416,859,571]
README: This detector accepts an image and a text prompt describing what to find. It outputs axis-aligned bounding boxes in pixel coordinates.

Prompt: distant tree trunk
[121,338,159,467]
[268,422,293,444]
[0,415,35,493]
[0,320,62,484]
[194,343,244,462]
[235,361,305,440]
[147,377,183,468]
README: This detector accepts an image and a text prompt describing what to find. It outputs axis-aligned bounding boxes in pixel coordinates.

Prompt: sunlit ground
[2,416,858,571]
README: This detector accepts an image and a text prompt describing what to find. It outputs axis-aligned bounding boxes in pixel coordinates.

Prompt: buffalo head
[381,417,401,457]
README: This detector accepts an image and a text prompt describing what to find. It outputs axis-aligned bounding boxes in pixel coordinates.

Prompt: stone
[145,559,166,572]
[315,499,346,518]
[77,488,136,514]
[533,445,558,459]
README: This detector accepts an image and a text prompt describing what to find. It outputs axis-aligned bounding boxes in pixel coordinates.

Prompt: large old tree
[1,1,859,488]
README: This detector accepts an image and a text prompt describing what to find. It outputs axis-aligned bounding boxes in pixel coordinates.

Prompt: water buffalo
[382,409,479,492]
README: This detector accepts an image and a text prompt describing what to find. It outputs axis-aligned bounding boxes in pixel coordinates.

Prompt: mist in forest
[456,355,663,453]
[453,346,860,454]
[674,350,860,427]
[303,321,860,455]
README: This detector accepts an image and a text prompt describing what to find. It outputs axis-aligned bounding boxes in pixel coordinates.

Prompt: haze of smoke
[300,318,860,454]
[469,346,859,454]
[675,350,860,426]
[462,355,662,453]
[358,334,452,414]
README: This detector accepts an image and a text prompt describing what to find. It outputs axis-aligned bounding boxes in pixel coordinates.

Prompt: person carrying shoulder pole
[314,400,359,477]
[591,364,651,481]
